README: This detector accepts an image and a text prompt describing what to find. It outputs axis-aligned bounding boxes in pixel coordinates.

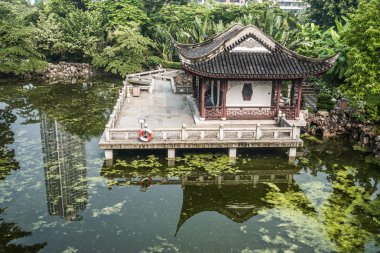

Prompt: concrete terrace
[99,69,304,163]
[116,79,196,129]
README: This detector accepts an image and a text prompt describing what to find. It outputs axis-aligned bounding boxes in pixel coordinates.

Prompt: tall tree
[304,0,358,28]
[92,23,155,76]
[342,0,380,121]
[0,1,47,75]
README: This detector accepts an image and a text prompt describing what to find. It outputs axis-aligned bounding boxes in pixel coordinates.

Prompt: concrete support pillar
[288,174,293,185]
[288,147,297,159]
[105,150,113,167]
[168,148,175,160]
[253,175,259,188]
[217,176,223,186]
[181,176,187,188]
[229,148,237,158]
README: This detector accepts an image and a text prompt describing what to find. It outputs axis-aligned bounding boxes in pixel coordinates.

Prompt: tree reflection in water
[102,150,380,252]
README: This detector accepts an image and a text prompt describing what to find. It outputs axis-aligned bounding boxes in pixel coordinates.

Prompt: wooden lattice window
[242,83,253,101]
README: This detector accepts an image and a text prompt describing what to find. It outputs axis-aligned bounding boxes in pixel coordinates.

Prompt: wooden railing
[280,106,297,120]
[106,124,299,142]
[204,106,298,120]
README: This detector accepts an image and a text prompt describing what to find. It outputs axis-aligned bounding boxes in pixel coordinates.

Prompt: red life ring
[140,177,152,187]
[138,128,153,142]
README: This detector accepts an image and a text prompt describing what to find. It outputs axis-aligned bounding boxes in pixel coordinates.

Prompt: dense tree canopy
[0,1,47,75]
[342,0,380,121]
[304,0,358,28]
[0,0,379,121]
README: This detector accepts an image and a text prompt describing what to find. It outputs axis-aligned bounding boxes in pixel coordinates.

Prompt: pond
[0,77,379,253]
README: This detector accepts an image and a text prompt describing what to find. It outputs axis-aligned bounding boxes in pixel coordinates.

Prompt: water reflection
[41,114,88,221]
[176,169,297,235]
[0,208,47,253]
[102,154,299,236]
[0,105,19,180]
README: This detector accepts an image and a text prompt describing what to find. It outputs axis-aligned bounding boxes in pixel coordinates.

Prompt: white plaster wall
[226,81,272,107]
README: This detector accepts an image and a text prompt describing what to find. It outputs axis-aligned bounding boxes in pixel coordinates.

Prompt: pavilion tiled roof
[172,24,338,79]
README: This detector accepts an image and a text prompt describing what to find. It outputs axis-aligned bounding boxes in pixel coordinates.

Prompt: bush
[163,61,182,69]
[317,93,335,111]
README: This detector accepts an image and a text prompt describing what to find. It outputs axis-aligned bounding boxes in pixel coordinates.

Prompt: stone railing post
[181,123,187,140]
[256,123,261,140]
[292,123,298,140]
[276,110,282,125]
[105,128,110,141]
[219,124,224,140]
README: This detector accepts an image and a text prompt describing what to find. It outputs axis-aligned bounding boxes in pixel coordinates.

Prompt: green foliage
[341,0,380,122]
[0,1,47,75]
[92,24,155,76]
[304,0,357,28]
[317,93,335,111]
[163,61,182,69]
[322,166,375,252]
[308,77,343,98]
[34,11,103,60]
[263,183,317,216]
[89,0,148,28]
[0,208,47,253]
[352,145,371,153]
[0,107,19,180]
[288,23,338,58]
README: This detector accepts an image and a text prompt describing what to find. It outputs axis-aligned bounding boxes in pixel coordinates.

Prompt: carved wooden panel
[205,107,223,119]
[280,106,297,119]
[227,107,275,120]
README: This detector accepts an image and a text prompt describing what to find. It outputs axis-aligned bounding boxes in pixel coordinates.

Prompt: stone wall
[305,109,380,159]
[43,62,93,83]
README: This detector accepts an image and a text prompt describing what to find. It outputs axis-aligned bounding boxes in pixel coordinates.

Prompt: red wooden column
[290,80,295,106]
[200,78,206,119]
[192,75,196,98]
[198,77,203,106]
[221,80,228,119]
[271,80,276,106]
[296,79,303,117]
[275,80,282,116]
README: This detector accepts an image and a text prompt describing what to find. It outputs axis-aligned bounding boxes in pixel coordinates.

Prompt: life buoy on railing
[140,177,152,187]
[138,128,153,142]
[140,177,152,192]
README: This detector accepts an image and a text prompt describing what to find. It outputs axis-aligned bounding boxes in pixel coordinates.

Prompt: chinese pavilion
[172,24,337,121]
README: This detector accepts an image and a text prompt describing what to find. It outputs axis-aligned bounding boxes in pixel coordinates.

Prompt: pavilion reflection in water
[103,165,297,234]
[40,114,88,221]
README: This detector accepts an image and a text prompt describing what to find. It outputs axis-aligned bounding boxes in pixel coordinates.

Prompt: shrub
[163,61,182,69]
[317,93,335,111]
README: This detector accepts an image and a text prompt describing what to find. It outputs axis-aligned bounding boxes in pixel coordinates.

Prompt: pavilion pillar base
[168,148,175,159]
[105,150,113,167]
[228,148,237,165]
[229,148,237,158]
[287,147,297,164]
[168,149,176,167]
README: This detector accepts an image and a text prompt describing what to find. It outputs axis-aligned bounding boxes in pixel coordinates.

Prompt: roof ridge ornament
[225,26,276,51]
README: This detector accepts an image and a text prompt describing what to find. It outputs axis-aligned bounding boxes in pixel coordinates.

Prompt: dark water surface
[0,78,379,253]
